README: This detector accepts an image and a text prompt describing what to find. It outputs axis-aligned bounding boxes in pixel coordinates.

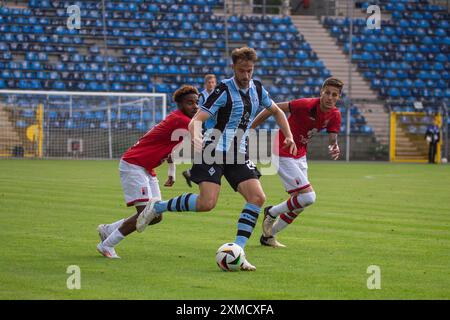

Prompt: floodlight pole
[101,0,113,159]
[345,0,354,162]
[224,1,230,76]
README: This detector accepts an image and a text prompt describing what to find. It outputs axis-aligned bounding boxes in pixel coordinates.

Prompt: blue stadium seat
[82,111,94,120]
[53,81,65,90]
[389,88,400,98]
[0,0,442,126]
[16,120,27,128]
[94,111,105,121]
[112,83,123,91]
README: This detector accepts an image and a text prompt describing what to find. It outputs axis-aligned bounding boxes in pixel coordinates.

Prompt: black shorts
[190,159,261,192]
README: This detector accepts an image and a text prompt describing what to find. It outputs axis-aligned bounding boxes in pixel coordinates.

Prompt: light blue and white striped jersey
[200,77,273,153]
[198,88,212,106]
[198,88,216,131]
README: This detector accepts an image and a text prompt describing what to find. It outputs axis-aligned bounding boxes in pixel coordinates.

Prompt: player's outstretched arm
[328,133,340,160]
[250,108,271,129]
[275,102,290,113]
[250,102,290,130]
[269,102,297,156]
[188,110,210,152]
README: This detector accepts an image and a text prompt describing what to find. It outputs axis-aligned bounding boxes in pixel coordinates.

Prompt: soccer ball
[215,243,244,271]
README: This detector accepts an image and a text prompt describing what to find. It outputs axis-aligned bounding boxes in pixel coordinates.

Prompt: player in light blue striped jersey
[137,47,297,271]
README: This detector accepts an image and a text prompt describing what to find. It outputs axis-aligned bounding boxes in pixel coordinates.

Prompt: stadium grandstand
[0,0,448,161]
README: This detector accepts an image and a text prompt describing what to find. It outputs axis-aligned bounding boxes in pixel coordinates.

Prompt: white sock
[269,202,290,217]
[272,217,289,235]
[106,218,125,234]
[103,229,125,248]
[269,192,316,218]
[273,210,302,235]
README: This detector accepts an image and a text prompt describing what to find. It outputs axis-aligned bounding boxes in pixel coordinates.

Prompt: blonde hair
[204,74,216,83]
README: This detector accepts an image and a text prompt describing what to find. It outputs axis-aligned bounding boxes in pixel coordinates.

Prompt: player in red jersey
[96,85,199,258]
[251,77,344,247]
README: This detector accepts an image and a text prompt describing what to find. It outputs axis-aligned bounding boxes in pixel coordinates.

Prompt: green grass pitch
[0,159,449,299]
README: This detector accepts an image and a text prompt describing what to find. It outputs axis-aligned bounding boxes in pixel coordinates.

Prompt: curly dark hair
[172,85,199,103]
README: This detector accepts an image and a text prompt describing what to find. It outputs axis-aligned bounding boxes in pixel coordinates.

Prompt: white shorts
[119,159,161,207]
[277,156,311,194]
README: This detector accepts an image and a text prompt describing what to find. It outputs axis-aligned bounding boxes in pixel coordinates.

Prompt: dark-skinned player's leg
[119,206,162,236]
[136,162,223,232]
[97,205,162,258]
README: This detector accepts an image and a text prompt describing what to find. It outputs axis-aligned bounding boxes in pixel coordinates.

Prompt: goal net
[389,111,442,163]
[0,90,167,159]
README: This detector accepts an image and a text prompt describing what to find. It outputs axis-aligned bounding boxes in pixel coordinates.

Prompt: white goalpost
[0,90,167,159]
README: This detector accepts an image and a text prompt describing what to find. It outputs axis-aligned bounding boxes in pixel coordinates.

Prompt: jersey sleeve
[260,85,273,109]
[253,80,273,109]
[198,92,205,107]
[327,111,341,134]
[200,83,228,116]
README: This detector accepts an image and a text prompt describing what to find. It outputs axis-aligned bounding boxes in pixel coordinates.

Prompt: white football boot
[97,242,120,259]
[240,250,256,271]
[262,206,276,237]
[260,234,287,248]
[136,198,159,233]
[97,224,110,242]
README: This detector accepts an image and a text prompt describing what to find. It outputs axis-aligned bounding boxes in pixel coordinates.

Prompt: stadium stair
[291,16,375,99]
[216,0,254,15]
[291,15,388,144]
[356,103,389,145]
[394,125,428,160]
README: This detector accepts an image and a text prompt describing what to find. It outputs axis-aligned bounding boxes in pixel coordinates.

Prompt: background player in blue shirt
[198,74,217,106]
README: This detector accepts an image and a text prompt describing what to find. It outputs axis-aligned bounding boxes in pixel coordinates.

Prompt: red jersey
[275,98,341,158]
[122,109,190,175]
